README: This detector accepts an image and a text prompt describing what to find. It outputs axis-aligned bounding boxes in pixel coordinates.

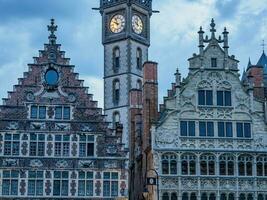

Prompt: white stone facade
[152,20,267,200]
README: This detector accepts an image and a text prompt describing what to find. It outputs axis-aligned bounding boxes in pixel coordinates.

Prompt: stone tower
[99,0,153,148]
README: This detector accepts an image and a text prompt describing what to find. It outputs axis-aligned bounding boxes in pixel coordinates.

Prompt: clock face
[110,14,125,33]
[132,15,143,34]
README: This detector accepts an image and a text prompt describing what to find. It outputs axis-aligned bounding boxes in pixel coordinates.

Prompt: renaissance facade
[152,20,267,200]
[0,20,128,199]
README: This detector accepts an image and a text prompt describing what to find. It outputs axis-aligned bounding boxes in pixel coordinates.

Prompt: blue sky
[0,0,266,108]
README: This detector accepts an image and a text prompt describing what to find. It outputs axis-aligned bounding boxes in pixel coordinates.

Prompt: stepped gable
[0,19,125,157]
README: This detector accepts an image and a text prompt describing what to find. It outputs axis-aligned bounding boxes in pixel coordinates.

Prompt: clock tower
[99,0,153,149]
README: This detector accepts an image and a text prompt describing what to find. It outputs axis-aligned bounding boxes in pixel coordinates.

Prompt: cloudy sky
[0,0,267,108]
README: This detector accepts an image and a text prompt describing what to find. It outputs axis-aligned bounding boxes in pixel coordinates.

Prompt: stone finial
[198,26,204,55]
[210,18,216,39]
[175,68,181,86]
[223,27,229,55]
[47,19,58,45]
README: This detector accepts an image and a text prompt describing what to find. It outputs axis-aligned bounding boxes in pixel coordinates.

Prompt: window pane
[226,122,233,137]
[87,143,94,156]
[61,180,68,196]
[207,122,214,137]
[63,143,69,156]
[63,107,70,120]
[78,180,85,196]
[79,143,86,157]
[4,141,11,155]
[55,107,62,119]
[170,160,177,174]
[30,142,37,156]
[225,91,232,106]
[38,142,45,156]
[162,160,169,174]
[180,121,187,136]
[198,90,205,105]
[200,161,207,175]
[28,180,35,195]
[12,142,20,155]
[54,143,61,156]
[211,58,217,67]
[36,180,43,195]
[86,180,94,196]
[103,172,110,179]
[244,123,251,138]
[2,180,10,195]
[228,161,234,175]
[237,123,243,137]
[206,90,213,105]
[53,180,60,195]
[188,121,195,136]
[31,106,38,119]
[218,122,225,137]
[111,181,118,196]
[199,122,206,136]
[103,181,110,197]
[217,91,224,106]
[39,106,46,119]
[11,180,18,195]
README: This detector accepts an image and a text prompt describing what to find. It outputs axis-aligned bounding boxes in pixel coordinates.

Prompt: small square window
[211,58,217,67]
[63,107,70,120]
[55,107,62,119]
[31,106,38,119]
[39,106,46,119]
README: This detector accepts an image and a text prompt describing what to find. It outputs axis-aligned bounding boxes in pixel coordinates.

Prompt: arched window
[191,193,197,200]
[113,47,120,72]
[247,193,253,200]
[220,194,227,200]
[182,193,189,200]
[171,193,178,200]
[201,193,208,200]
[113,112,120,128]
[239,194,245,200]
[161,154,177,175]
[181,154,196,175]
[200,154,215,175]
[219,154,235,176]
[136,48,142,69]
[238,155,253,176]
[258,194,264,200]
[113,79,120,104]
[137,79,142,90]
[257,156,267,176]
[210,193,216,200]
[163,192,169,200]
[229,193,234,200]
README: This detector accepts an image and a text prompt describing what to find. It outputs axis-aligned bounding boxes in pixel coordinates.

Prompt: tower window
[113,80,120,104]
[113,112,120,128]
[136,48,142,69]
[211,58,217,67]
[113,47,120,72]
[137,79,142,89]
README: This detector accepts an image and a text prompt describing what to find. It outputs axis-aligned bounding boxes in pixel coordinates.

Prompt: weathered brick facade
[0,19,128,199]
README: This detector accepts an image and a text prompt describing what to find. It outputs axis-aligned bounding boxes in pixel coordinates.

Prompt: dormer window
[211,58,217,67]
[30,106,46,119]
[55,106,71,120]
[217,91,231,106]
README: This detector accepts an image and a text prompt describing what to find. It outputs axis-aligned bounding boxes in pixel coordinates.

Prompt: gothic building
[152,19,267,200]
[0,19,128,199]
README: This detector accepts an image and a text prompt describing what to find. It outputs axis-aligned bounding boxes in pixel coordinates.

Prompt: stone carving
[56,160,68,168]
[7,121,19,130]
[79,160,95,168]
[218,80,232,90]
[20,180,26,195]
[31,122,45,130]
[47,142,53,156]
[95,180,101,196]
[71,143,77,156]
[161,177,179,189]
[198,80,212,89]
[21,142,28,155]
[199,107,214,118]
[107,145,117,154]
[181,94,195,110]
[70,180,76,196]
[30,159,43,168]
[104,160,117,168]
[3,159,18,167]
[81,124,93,132]
[120,181,126,196]
[45,180,52,195]
[217,108,232,119]
[55,123,70,131]
[200,179,217,189]
[207,72,222,84]
[181,178,197,189]
[235,92,250,110]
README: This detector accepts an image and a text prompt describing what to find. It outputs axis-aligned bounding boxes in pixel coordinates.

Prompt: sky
[0,0,267,108]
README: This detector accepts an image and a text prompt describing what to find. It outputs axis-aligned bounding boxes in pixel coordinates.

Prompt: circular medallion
[26,92,34,101]
[45,68,59,86]
[68,93,76,103]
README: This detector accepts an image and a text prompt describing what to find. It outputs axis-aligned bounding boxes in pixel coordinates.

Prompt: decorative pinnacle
[47,19,57,44]
[210,18,216,39]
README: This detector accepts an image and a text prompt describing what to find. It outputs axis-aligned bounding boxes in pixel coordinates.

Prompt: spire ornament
[210,18,216,39]
[47,19,58,45]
